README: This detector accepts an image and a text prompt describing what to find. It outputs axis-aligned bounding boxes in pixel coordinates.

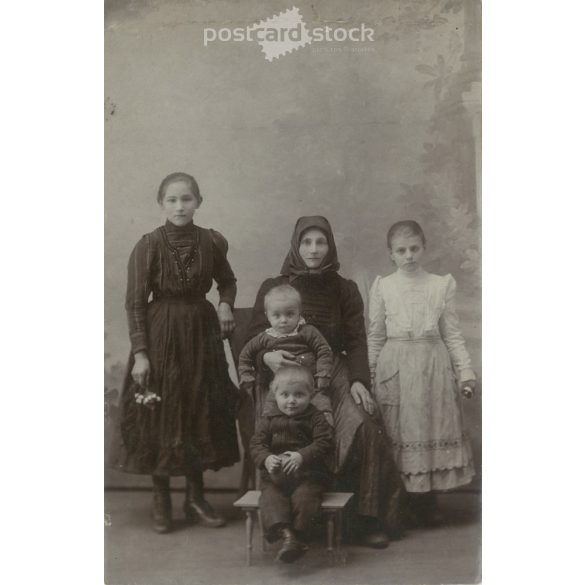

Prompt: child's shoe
[276,527,308,563]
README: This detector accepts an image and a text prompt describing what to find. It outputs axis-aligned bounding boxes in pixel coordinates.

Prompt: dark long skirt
[110,298,240,476]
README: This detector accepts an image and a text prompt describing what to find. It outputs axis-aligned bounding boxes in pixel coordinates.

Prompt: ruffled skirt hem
[401,463,475,492]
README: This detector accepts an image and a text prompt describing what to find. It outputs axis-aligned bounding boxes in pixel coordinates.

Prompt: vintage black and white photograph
[6,1,585,584]
[104,1,482,583]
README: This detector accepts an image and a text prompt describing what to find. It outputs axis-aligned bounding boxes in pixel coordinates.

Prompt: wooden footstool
[233,490,353,566]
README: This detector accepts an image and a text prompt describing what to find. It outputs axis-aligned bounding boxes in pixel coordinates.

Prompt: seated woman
[245,216,404,548]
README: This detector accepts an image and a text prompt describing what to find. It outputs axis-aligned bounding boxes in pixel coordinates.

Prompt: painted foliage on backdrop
[104,0,481,470]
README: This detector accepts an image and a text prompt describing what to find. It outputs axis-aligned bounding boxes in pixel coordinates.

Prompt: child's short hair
[157,172,203,205]
[264,284,302,312]
[386,220,426,249]
[270,366,314,395]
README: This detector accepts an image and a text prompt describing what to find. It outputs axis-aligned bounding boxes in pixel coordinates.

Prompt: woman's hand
[460,379,477,398]
[132,351,151,389]
[217,302,235,338]
[281,451,303,474]
[262,350,299,373]
[350,381,376,415]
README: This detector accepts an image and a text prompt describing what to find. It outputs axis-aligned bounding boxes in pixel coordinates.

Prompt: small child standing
[249,367,334,563]
[368,220,476,526]
[238,284,334,418]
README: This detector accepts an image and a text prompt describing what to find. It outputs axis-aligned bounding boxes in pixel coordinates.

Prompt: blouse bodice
[125,221,237,354]
[368,270,475,381]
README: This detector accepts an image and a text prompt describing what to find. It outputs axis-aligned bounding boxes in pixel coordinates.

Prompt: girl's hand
[264,455,282,473]
[281,451,303,474]
[263,350,299,373]
[460,379,477,399]
[350,381,376,415]
[132,352,151,389]
[217,302,235,338]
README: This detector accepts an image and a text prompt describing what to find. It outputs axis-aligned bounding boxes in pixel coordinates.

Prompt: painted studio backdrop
[105,0,481,490]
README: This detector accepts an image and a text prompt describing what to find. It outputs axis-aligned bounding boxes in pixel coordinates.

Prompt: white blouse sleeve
[367,275,387,378]
[438,275,475,382]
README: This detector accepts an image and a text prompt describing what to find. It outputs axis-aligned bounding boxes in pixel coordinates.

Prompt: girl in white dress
[368,220,476,525]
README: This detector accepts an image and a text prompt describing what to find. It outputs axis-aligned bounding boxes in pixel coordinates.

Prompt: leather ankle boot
[151,476,172,534]
[277,527,307,563]
[183,473,226,528]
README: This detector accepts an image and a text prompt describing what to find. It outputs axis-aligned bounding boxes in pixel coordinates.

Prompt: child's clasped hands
[265,452,304,474]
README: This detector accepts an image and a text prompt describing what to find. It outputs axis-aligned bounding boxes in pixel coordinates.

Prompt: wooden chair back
[228,308,257,494]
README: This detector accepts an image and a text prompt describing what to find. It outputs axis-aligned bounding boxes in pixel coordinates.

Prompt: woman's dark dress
[110,221,240,476]
[246,216,403,529]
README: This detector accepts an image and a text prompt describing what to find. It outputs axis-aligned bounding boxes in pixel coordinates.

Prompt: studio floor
[105,490,481,585]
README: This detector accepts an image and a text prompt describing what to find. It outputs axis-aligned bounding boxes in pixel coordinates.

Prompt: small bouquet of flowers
[134,388,161,410]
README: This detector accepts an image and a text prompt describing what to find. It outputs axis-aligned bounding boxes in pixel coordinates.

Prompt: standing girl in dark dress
[110,172,240,533]
[246,216,404,548]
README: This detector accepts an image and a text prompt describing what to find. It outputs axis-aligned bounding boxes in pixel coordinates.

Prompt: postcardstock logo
[203,5,375,62]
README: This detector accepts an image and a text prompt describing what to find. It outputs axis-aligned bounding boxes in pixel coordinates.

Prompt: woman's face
[160,180,200,226]
[299,228,329,269]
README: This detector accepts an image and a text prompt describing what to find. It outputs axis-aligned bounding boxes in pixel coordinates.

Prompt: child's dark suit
[249,402,334,541]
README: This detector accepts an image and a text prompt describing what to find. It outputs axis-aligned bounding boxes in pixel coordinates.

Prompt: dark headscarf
[280,216,340,280]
